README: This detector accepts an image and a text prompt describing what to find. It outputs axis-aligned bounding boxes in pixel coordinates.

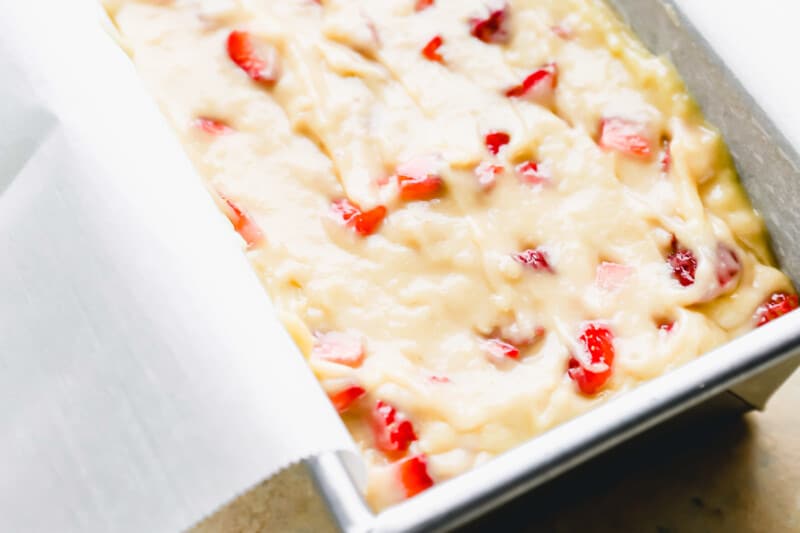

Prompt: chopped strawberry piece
[484,131,510,155]
[353,205,387,235]
[415,0,434,11]
[658,320,675,333]
[227,30,280,83]
[514,247,554,272]
[505,63,558,101]
[598,117,653,158]
[470,3,510,44]
[328,385,366,413]
[429,375,450,383]
[312,331,365,367]
[372,400,417,453]
[474,162,504,190]
[755,292,799,327]
[568,323,614,395]
[421,35,444,62]
[595,262,633,290]
[220,195,263,248]
[580,324,615,365]
[397,174,444,201]
[667,246,697,287]
[660,139,671,172]
[331,198,387,236]
[194,117,233,135]
[394,156,444,200]
[483,338,520,360]
[399,455,434,498]
[515,161,550,186]
[716,244,741,290]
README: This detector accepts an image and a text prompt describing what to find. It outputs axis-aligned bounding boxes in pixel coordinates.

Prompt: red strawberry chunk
[483,338,520,360]
[598,117,653,158]
[194,117,233,135]
[505,63,558,100]
[312,331,365,367]
[715,244,741,290]
[667,246,697,287]
[331,198,387,236]
[399,455,434,498]
[514,247,554,272]
[227,30,280,83]
[422,35,444,62]
[515,160,550,186]
[415,0,434,11]
[658,320,675,333]
[429,375,450,383]
[372,400,417,453]
[755,292,799,327]
[353,205,387,234]
[475,162,504,190]
[568,323,615,395]
[395,157,444,201]
[328,385,366,413]
[484,131,510,155]
[397,174,443,201]
[470,3,510,44]
[220,195,263,248]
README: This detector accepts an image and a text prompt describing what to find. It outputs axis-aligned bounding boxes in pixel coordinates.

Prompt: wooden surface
[194,370,800,533]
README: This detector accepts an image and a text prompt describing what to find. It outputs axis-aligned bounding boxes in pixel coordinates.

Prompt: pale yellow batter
[104,0,796,510]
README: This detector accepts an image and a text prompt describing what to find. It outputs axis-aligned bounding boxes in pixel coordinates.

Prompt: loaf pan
[304,1,800,530]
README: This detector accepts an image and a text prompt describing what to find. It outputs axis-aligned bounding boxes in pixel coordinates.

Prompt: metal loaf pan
[306,1,800,530]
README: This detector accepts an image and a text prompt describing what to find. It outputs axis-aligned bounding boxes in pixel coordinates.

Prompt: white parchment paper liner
[0,1,363,531]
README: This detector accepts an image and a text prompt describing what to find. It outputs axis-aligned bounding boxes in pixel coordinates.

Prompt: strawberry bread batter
[105,0,796,509]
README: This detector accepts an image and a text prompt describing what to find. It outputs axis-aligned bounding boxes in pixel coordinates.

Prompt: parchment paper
[0,1,362,532]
